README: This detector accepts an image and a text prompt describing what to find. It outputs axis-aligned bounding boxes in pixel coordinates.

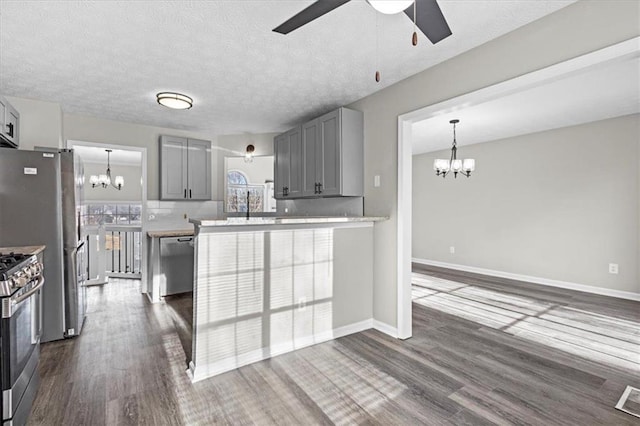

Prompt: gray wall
[63,113,220,200]
[413,115,639,294]
[348,1,640,326]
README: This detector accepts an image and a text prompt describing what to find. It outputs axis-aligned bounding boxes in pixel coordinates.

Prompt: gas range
[0,251,44,425]
[0,253,42,297]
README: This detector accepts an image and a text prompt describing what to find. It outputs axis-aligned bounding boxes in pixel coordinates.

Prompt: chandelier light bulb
[463,159,475,172]
[114,176,124,188]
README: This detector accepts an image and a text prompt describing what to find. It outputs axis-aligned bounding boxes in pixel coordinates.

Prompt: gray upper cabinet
[274,127,302,199]
[160,135,211,200]
[302,120,319,197]
[0,95,20,148]
[279,107,363,199]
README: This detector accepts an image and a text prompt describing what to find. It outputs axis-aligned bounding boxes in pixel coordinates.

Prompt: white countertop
[147,229,195,238]
[190,216,388,227]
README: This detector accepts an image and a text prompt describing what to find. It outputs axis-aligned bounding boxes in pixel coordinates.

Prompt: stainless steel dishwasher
[160,236,194,296]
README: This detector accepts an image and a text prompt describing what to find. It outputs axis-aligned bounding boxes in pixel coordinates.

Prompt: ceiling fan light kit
[272,0,451,44]
[366,0,414,15]
[433,119,475,179]
[156,92,193,110]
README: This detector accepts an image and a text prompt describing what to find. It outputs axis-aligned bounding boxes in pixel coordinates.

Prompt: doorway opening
[68,141,148,290]
[395,37,639,339]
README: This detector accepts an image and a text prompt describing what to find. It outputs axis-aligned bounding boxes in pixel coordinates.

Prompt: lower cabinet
[160,236,194,296]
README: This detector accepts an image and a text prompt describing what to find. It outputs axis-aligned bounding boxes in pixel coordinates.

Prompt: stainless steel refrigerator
[0,148,87,342]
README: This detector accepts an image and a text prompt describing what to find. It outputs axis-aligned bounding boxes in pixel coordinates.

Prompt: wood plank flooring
[27,268,640,425]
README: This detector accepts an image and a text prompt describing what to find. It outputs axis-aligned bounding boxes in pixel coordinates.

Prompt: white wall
[413,115,639,294]
[83,162,142,202]
[215,133,277,198]
[348,1,640,327]
[226,156,273,186]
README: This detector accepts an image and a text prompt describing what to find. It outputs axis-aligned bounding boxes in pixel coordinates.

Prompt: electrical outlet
[183,213,188,219]
[609,263,619,274]
[449,246,455,254]
[374,175,381,187]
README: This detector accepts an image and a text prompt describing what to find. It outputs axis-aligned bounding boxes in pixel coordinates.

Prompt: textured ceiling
[0,0,575,137]
[412,55,640,154]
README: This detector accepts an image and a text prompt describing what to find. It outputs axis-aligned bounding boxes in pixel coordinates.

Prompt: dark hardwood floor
[27,269,640,425]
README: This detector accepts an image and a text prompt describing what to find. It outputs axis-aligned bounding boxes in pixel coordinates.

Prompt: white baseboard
[412,258,640,302]
[372,320,399,338]
[189,319,373,383]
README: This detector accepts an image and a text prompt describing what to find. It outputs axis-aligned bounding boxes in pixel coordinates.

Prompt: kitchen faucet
[246,191,250,220]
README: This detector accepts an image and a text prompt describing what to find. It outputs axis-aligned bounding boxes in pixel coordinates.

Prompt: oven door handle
[12,276,45,306]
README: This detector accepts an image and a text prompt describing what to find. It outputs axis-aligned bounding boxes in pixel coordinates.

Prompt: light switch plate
[374,175,381,187]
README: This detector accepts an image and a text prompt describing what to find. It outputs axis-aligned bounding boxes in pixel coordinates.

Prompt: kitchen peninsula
[187,216,386,382]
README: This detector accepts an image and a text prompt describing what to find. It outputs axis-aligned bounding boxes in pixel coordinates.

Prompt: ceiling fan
[273,0,452,45]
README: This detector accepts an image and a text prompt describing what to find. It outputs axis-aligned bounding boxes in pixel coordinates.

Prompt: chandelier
[89,149,124,190]
[433,119,475,178]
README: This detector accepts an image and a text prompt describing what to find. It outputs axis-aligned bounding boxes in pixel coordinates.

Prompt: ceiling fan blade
[273,0,352,34]
[404,0,452,44]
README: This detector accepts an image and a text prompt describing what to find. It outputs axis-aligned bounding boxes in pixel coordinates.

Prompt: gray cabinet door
[0,97,7,143]
[302,119,319,197]
[5,104,19,146]
[287,127,303,198]
[0,96,19,147]
[187,138,211,200]
[317,109,341,196]
[274,127,302,199]
[274,133,289,199]
[160,136,188,200]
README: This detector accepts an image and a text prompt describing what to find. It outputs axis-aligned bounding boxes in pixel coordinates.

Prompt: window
[83,203,142,226]
[226,170,264,213]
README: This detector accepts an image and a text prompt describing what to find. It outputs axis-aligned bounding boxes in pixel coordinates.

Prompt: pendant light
[433,120,475,178]
[245,144,255,163]
[89,149,124,190]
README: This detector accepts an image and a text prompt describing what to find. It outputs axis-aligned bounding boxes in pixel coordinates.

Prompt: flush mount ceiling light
[90,149,124,190]
[244,144,255,163]
[367,0,414,15]
[156,92,193,110]
[433,119,475,178]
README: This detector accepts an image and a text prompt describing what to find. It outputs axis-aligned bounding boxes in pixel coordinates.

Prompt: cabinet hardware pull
[6,122,13,138]
[184,189,187,198]
[189,189,192,198]
[318,182,322,194]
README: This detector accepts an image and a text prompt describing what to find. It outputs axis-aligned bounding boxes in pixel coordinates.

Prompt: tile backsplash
[277,197,364,217]
[145,200,223,230]
[145,197,365,231]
